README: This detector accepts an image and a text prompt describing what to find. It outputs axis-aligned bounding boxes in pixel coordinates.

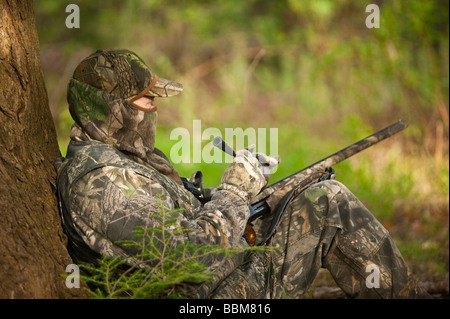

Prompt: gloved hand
[255,152,281,182]
[218,145,280,203]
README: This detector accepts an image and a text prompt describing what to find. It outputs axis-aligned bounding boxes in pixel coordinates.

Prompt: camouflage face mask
[67,49,183,183]
[68,78,158,160]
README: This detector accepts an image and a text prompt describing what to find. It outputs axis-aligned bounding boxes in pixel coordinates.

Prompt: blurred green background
[34,0,448,295]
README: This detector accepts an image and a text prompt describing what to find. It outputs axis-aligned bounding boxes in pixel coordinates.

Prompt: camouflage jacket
[55,139,264,298]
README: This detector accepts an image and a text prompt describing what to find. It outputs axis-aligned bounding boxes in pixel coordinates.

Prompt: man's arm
[68,165,252,269]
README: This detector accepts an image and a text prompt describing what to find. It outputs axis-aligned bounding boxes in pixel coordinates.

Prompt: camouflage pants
[212,180,430,299]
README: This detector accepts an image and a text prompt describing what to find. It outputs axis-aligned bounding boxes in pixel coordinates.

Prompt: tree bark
[0,0,87,298]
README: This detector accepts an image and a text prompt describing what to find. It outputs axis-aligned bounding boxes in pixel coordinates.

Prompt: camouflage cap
[72,49,183,99]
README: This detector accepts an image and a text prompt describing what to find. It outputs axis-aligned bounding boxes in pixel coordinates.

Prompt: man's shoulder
[58,140,202,214]
[56,140,145,187]
[58,140,183,192]
[66,140,121,163]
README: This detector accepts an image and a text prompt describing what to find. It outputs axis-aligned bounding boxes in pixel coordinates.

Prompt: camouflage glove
[218,146,276,203]
[255,152,281,182]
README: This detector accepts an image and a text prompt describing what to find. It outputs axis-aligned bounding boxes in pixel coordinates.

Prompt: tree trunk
[0,0,87,298]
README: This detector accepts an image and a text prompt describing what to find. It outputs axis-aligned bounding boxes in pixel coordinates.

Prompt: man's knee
[293,179,347,220]
[291,179,378,232]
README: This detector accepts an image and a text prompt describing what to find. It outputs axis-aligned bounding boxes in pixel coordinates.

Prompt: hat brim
[145,77,183,98]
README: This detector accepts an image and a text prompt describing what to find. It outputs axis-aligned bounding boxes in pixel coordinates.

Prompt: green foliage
[79,196,272,299]
[396,238,449,276]
[36,0,448,282]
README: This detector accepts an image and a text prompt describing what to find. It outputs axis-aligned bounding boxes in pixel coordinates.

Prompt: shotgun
[214,120,409,244]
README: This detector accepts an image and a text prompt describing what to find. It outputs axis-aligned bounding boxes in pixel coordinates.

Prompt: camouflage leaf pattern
[56,141,429,298]
[56,140,250,273]
[56,50,430,299]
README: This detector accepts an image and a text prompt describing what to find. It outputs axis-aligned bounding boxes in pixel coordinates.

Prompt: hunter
[55,49,430,298]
